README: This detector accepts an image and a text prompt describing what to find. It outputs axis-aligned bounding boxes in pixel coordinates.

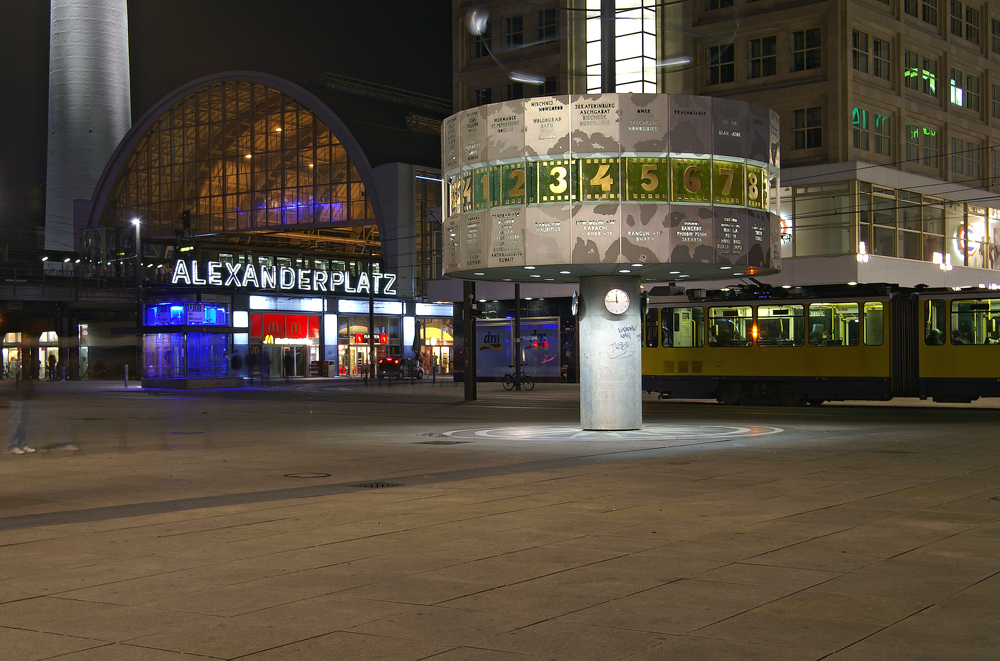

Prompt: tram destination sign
[170,259,397,296]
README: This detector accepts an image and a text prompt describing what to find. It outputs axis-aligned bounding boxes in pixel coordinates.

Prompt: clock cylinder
[579,275,642,430]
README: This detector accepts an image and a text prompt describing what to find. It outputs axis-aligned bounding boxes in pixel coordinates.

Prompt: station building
[4,71,455,387]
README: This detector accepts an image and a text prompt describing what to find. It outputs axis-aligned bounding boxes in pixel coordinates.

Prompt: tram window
[808,302,860,346]
[708,306,752,346]
[644,308,659,348]
[924,299,946,345]
[951,299,1000,345]
[667,307,704,347]
[757,305,804,346]
[863,302,883,345]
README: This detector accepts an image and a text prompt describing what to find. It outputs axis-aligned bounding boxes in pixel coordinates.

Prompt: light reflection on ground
[439,424,784,441]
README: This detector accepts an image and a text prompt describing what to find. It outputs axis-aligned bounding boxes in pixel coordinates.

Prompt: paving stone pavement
[0,380,998,660]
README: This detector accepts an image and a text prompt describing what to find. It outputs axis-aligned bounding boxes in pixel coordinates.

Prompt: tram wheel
[716,382,742,406]
[778,383,803,407]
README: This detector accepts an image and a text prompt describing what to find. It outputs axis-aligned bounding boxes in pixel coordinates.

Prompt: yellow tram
[641,284,1000,405]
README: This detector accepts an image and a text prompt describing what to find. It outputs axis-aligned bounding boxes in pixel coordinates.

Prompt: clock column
[579,275,642,430]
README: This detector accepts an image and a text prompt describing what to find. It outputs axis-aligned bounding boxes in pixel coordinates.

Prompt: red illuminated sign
[353,333,388,344]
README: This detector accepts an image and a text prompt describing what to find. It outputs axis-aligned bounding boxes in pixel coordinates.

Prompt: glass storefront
[250,312,321,378]
[475,318,560,378]
[416,318,454,375]
[2,332,22,380]
[337,315,398,376]
[778,180,1000,270]
[144,303,231,379]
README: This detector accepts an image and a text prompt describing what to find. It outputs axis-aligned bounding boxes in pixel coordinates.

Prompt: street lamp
[131,218,141,289]
[132,218,142,386]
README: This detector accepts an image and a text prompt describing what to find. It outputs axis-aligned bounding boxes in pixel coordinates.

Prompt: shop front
[139,258,454,387]
[2,333,23,380]
[250,312,321,379]
[142,301,241,389]
[414,303,457,377]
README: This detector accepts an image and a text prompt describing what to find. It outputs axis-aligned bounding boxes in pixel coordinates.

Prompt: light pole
[131,218,141,385]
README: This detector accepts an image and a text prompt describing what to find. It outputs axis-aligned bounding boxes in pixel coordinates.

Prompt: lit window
[853,107,869,151]
[922,126,939,167]
[951,69,980,110]
[873,113,892,156]
[905,123,920,163]
[585,0,656,93]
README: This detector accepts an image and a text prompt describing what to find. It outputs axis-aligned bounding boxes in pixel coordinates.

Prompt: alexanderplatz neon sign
[170,259,397,296]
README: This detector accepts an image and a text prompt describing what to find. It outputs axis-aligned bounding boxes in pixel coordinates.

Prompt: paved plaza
[1,379,999,660]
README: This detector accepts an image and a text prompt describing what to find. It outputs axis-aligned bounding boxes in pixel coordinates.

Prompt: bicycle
[501,366,534,391]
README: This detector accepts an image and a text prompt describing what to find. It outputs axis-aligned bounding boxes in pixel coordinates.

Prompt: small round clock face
[604,288,630,314]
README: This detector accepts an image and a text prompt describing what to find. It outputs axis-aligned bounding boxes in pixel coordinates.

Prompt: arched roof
[87,71,392,237]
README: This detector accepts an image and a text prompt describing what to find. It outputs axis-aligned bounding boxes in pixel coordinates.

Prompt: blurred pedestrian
[7,378,36,455]
[47,354,56,381]
[231,351,243,378]
[260,350,271,386]
[283,351,293,381]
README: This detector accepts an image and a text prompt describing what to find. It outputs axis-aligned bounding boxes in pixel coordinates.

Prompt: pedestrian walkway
[0,384,998,659]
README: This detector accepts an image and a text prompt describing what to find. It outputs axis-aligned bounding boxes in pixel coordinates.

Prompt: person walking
[7,378,36,455]
[230,351,243,379]
[283,351,293,382]
[47,354,56,381]
[260,350,271,386]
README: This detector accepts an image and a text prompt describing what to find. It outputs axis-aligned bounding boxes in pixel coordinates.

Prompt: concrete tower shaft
[45,0,131,251]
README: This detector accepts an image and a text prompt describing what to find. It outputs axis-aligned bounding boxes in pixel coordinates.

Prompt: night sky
[0,0,453,248]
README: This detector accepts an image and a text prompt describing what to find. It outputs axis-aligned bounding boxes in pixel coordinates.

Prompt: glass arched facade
[100,81,374,237]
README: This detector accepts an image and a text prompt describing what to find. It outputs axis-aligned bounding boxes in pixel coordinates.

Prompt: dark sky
[0,0,453,248]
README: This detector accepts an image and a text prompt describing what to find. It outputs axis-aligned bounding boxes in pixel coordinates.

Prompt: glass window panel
[644,308,659,348]
[757,305,805,346]
[864,302,884,345]
[665,307,703,347]
[950,299,1000,345]
[807,302,859,346]
[898,230,922,260]
[925,299,946,344]
[708,306,753,346]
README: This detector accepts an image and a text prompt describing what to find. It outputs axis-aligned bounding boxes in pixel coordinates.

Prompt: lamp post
[131,218,141,385]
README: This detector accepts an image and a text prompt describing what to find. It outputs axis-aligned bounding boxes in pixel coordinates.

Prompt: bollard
[124,364,128,388]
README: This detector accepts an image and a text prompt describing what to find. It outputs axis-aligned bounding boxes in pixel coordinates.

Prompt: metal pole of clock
[514,283,521,391]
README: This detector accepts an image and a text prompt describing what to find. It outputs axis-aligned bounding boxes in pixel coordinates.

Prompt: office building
[451,0,1000,289]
